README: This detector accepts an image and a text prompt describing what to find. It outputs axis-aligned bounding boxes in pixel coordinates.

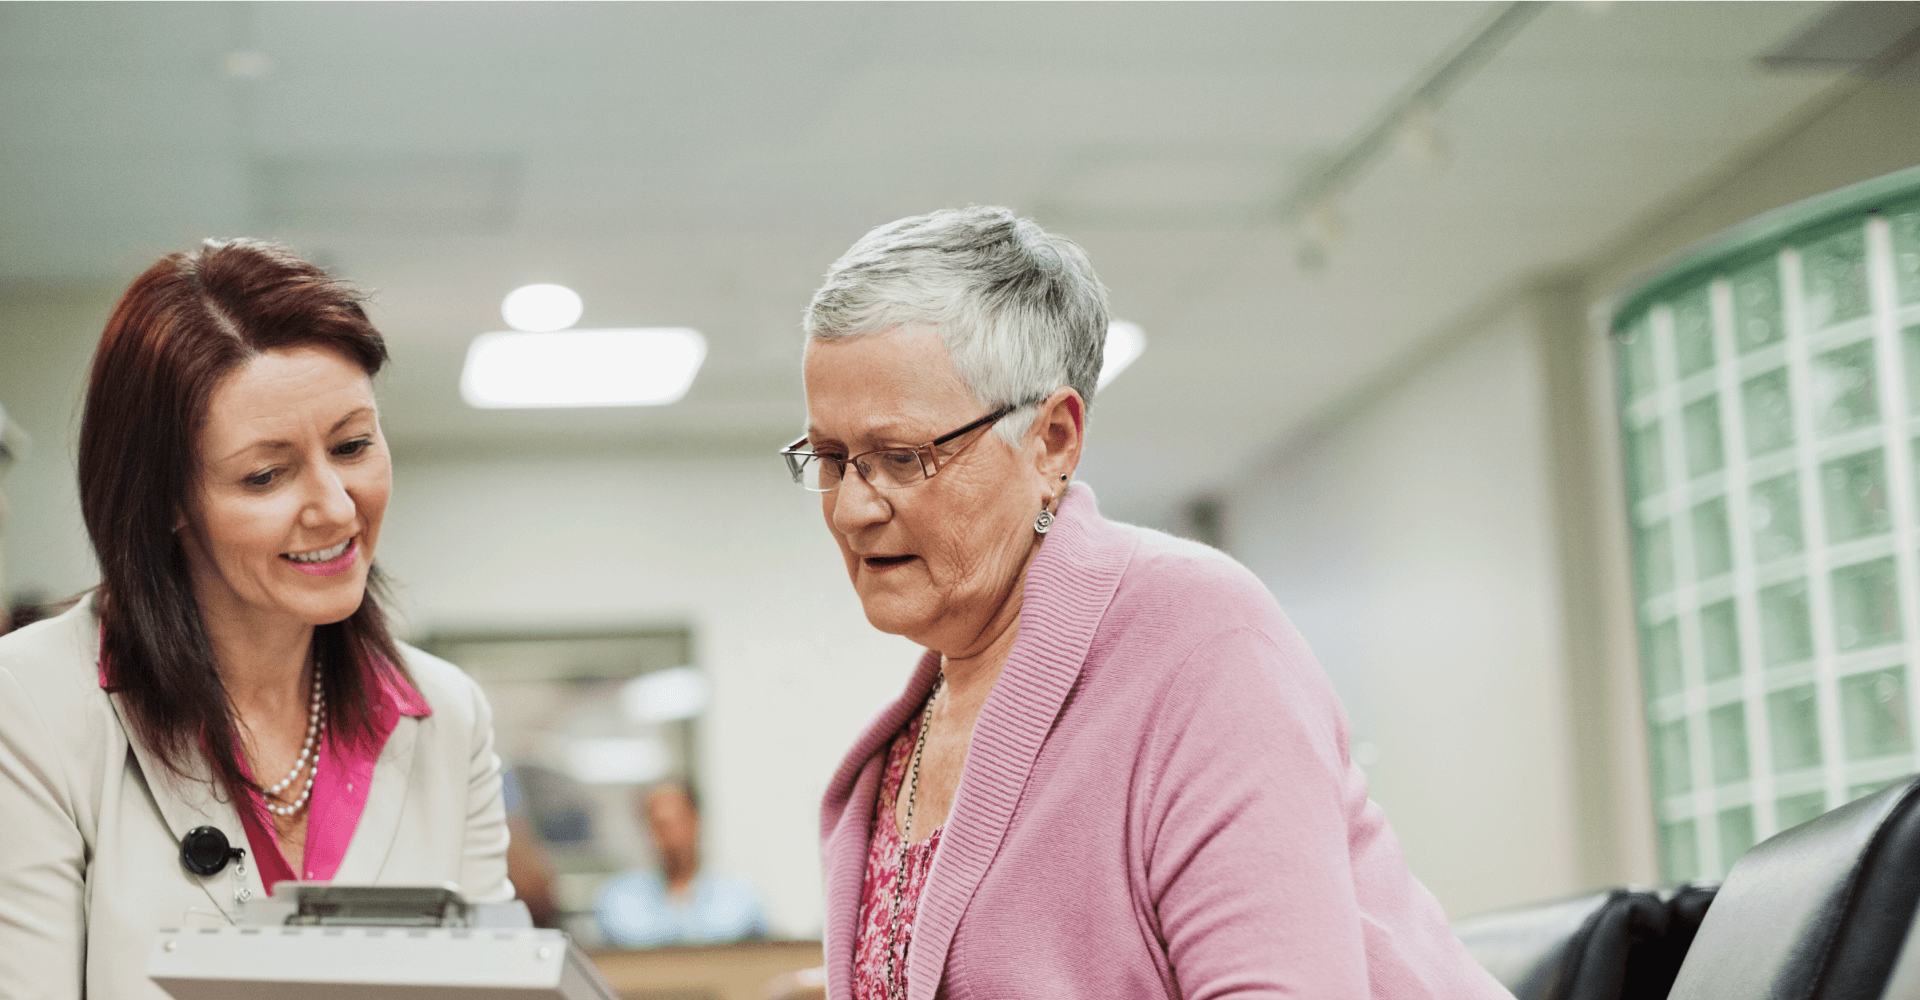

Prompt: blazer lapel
[334,712,420,882]
[107,693,254,921]
[906,486,1135,1000]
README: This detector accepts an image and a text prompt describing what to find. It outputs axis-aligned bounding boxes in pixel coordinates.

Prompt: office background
[4,1,1920,940]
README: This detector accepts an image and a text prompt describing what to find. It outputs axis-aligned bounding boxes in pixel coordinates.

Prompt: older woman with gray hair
[786,207,1506,1000]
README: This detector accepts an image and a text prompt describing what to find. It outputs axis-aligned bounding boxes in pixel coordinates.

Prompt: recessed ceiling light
[500,283,583,333]
[461,328,708,408]
[1099,321,1147,389]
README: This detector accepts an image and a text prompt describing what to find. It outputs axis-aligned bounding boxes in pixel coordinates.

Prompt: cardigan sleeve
[0,665,87,1000]
[1139,624,1369,1000]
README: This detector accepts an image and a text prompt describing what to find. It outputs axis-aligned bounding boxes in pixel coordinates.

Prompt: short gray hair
[804,206,1109,442]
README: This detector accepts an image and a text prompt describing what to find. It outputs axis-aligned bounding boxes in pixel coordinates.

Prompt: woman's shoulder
[0,596,106,709]
[0,596,122,767]
[392,641,490,728]
[1108,522,1282,622]
[1089,521,1327,696]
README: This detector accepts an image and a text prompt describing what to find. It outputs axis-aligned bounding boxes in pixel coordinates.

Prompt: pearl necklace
[263,672,324,818]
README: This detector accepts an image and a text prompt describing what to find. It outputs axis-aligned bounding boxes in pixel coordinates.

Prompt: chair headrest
[1669,776,1920,1000]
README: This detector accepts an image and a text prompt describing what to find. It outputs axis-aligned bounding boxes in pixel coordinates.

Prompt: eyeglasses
[780,401,1030,492]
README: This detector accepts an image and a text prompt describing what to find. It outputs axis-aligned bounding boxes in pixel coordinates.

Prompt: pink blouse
[97,649,430,890]
[236,669,431,888]
[852,706,943,1000]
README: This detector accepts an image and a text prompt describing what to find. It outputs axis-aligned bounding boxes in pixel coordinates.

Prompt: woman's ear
[1029,387,1085,484]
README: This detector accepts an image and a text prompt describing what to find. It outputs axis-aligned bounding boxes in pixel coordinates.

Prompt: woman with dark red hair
[0,240,513,999]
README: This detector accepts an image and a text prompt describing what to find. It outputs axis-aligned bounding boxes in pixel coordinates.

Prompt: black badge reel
[179,826,246,877]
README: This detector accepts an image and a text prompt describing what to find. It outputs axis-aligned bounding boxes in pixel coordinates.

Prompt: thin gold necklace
[886,674,942,1000]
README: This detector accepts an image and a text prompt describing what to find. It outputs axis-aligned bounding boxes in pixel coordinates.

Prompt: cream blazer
[0,597,513,1000]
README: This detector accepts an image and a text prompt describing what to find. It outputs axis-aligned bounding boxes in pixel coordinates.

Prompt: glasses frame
[780,400,1032,492]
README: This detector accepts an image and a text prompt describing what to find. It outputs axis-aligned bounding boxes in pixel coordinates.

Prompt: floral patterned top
[852,704,943,1000]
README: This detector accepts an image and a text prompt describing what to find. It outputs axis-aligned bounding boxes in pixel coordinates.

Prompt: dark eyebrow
[215,407,375,464]
[329,407,374,434]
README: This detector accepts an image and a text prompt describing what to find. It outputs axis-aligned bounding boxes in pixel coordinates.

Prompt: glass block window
[1616,181,1920,883]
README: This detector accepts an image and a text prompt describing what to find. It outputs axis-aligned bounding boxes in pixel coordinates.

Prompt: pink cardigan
[819,485,1510,1000]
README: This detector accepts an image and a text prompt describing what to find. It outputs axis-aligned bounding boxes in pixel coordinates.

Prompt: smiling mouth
[284,537,354,564]
[863,554,916,570]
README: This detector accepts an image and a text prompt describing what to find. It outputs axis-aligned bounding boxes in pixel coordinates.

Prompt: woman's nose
[829,467,891,533]
[302,465,358,528]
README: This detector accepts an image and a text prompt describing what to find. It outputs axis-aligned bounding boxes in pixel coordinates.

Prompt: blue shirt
[596,870,767,947]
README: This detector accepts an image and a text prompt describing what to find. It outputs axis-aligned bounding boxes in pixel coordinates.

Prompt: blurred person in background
[597,780,767,947]
[503,766,561,928]
[0,241,514,999]
[785,207,1510,1000]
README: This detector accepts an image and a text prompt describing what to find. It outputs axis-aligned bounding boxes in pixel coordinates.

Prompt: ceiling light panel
[461,328,708,408]
[1099,321,1147,389]
[501,283,583,332]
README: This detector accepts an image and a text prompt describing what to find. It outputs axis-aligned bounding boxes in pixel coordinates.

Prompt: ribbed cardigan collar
[817,483,1137,1000]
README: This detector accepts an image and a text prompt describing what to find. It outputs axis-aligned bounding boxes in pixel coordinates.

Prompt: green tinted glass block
[1672,288,1716,379]
[1620,319,1658,401]
[1750,473,1804,563]
[1840,667,1911,760]
[1700,600,1741,682]
[1653,718,1694,797]
[1802,226,1871,328]
[1759,579,1814,666]
[1831,557,1901,651]
[1692,498,1733,579]
[1710,702,1752,784]
[1732,258,1785,352]
[1769,685,1823,773]
[1776,790,1827,829]
[1850,779,1897,800]
[1683,398,1725,478]
[1813,341,1880,436]
[1821,449,1890,543]
[1626,421,1665,501]
[1892,208,1920,305]
[1903,326,1920,413]
[1637,522,1675,597]
[1743,369,1795,456]
[1912,438,1920,521]
[1718,806,1756,870]
[1661,820,1700,883]
[1643,619,1684,697]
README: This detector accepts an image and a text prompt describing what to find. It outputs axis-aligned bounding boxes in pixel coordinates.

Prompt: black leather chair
[1668,775,1920,1000]
[1456,884,1716,1000]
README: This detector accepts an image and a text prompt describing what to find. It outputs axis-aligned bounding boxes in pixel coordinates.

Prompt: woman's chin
[276,586,370,629]
[856,596,938,643]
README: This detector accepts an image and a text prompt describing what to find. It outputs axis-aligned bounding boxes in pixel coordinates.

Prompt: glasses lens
[858,450,927,489]
[814,455,847,491]
[785,452,837,491]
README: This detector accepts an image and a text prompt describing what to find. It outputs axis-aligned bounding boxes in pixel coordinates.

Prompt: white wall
[1222,311,1583,918]
[375,453,917,938]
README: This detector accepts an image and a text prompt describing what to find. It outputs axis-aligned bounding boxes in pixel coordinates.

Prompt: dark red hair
[79,239,406,801]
